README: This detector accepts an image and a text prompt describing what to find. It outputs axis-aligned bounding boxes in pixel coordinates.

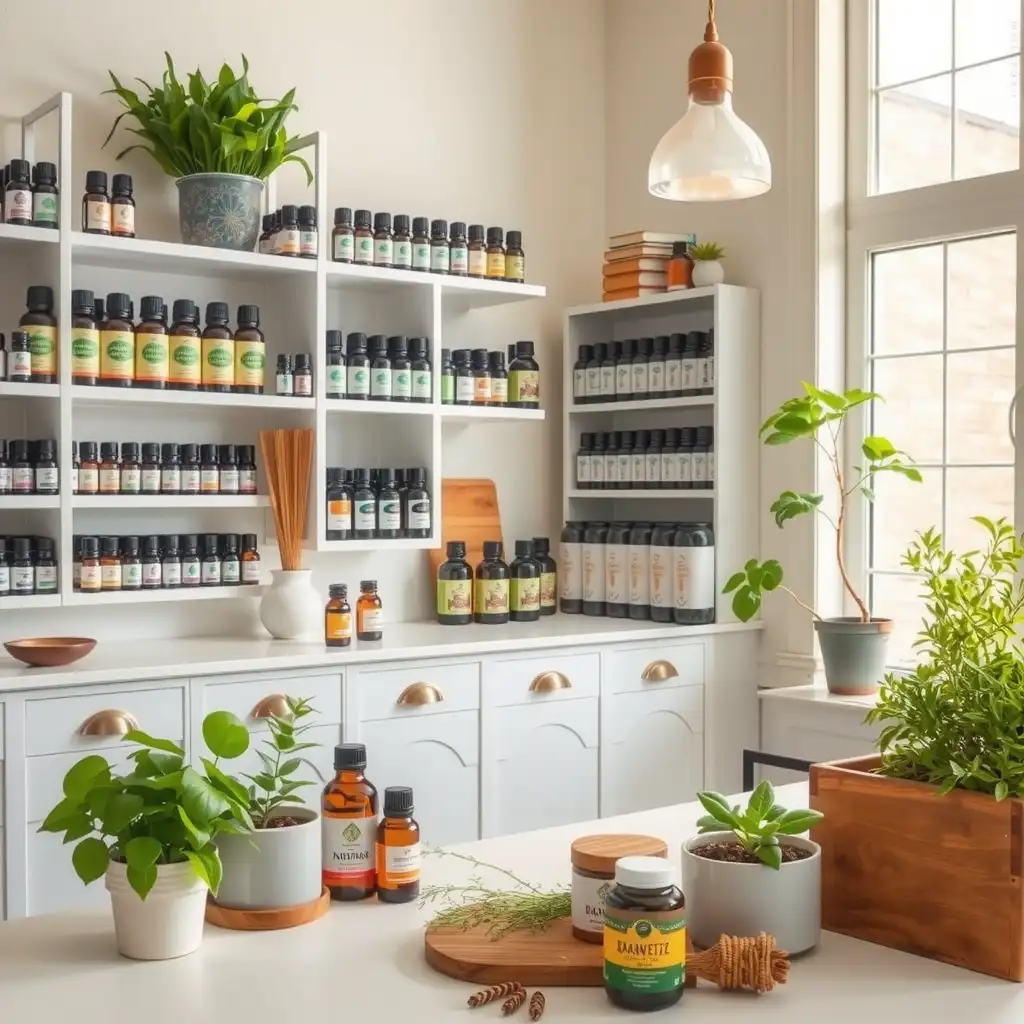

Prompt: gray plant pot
[681,832,821,954]
[176,172,264,251]
[814,617,892,696]
[215,806,321,911]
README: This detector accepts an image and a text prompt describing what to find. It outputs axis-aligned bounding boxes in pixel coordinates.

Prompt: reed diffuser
[257,429,320,640]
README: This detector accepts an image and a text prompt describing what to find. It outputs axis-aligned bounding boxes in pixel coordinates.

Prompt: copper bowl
[4,637,97,668]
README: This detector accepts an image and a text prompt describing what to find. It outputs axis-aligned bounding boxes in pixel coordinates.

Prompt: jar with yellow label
[135,295,168,389]
[510,539,541,622]
[234,304,265,394]
[325,584,352,648]
[603,856,686,1011]
[71,289,99,386]
[486,226,506,279]
[508,340,540,408]
[202,301,234,393]
[475,540,509,624]
[100,292,135,387]
[169,299,202,391]
[21,285,57,383]
[437,540,472,626]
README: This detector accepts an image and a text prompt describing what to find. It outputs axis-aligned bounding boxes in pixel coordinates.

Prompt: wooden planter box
[810,754,1024,981]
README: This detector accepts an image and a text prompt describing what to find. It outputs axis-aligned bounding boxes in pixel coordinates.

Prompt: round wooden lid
[571,834,668,875]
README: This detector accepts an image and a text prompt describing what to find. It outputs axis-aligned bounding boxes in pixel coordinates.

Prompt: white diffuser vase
[260,569,321,640]
[692,259,725,287]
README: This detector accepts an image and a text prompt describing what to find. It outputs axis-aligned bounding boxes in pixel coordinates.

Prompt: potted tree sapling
[38,716,253,960]
[682,781,823,953]
[724,383,921,694]
[689,241,726,286]
[104,53,312,250]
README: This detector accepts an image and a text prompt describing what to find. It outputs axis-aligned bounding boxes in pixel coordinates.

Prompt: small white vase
[105,860,207,960]
[692,260,725,287]
[259,569,322,640]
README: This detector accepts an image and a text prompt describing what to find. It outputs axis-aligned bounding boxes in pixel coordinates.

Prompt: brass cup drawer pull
[78,709,139,737]
[250,694,290,720]
[641,660,679,682]
[530,670,572,693]
[397,683,444,706]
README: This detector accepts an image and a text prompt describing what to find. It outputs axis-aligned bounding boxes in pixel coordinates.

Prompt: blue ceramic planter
[176,172,264,251]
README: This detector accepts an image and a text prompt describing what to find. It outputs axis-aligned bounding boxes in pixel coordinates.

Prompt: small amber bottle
[357,580,383,640]
[80,536,101,592]
[486,226,506,279]
[100,536,122,591]
[437,541,472,626]
[468,224,487,278]
[325,583,352,647]
[376,786,420,904]
[241,533,261,585]
[332,206,354,262]
[322,743,379,901]
[505,230,525,283]
[354,209,374,265]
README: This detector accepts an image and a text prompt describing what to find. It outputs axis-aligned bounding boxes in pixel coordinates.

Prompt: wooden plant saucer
[206,885,330,931]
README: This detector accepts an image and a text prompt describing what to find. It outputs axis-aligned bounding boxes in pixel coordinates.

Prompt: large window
[847,1,1024,667]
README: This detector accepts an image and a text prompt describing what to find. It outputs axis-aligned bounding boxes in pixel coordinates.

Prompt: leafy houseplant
[724,383,921,694]
[689,241,726,261]
[689,240,726,287]
[104,53,312,251]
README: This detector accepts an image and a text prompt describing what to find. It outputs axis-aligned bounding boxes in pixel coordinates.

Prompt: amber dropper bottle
[322,743,379,901]
[376,786,420,904]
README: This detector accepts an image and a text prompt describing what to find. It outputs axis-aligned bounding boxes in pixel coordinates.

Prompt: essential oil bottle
[376,786,420,904]
[437,540,472,625]
[322,743,379,901]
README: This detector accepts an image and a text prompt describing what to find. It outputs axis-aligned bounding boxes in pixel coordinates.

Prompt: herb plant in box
[104,53,312,250]
[725,383,920,694]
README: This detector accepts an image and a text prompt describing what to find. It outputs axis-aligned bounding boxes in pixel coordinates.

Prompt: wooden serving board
[425,916,696,988]
[428,478,503,582]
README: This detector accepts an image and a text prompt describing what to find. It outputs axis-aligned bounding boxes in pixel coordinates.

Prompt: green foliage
[104,53,312,183]
[867,517,1024,800]
[689,241,725,261]
[695,781,823,870]
[724,558,783,621]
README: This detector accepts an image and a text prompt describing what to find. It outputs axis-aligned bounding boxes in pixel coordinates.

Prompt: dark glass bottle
[4,159,32,226]
[582,521,609,616]
[589,432,606,490]
[586,342,604,404]
[220,533,241,587]
[326,330,346,399]
[377,470,402,539]
[34,439,58,495]
[678,427,696,490]
[573,344,592,405]
[71,289,99,386]
[332,206,354,262]
[699,329,715,395]
[161,443,181,495]
[369,335,391,401]
[510,539,541,622]
[325,583,352,646]
[682,332,701,396]
[326,467,353,541]
[233,304,265,395]
[606,522,632,618]
[12,537,34,594]
[357,580,384,641]
[389,336,411,402]
[468,224,487,278]
[200,443,219,495]
[649,336,667,396]
[34,537,57,593]
[373,212,393,267]
[11,439,32,494]
[616,430,633,491]
[111,173,136,237]
[437,540,472,625]
[181,534,201,587]
[405,469,431,539]
[440,347,455,405]
[78,441,100,495]
[693,426,713,490]
[258,213,273,255]
[576,432,593,490]
[631,429,650,490]
[219,444,239,495]
[430,218,450,274]
[135,294,168,389]
[98,441,120,494]
[201,301,233,394]
[276,353,294,396]
[616,338,635,400]
[449,222,469,276]
[298,205,318,258]
[142,535,163,589]
[169,299,201,391]
[628,522,653,620]
[673,523,716,625]
[646,429,664,490]
[508,340,539,408]
[322,743,379,901]
[454,350,473,406]
[410,337,432,403]
[650,522,677,623]
[393,214,412,269]
[352,469,376,540]
[488,351,507,405]
[475,539,510,624]
[294,353,313,398]
[505,230,525,283]
[0,537,11,595]
[278,204,300,257]
[346,332,369,399]
[9,331,31,382]
[31,161,59,229]
[241,533,260,585]
[632,337,652,400]
[533,537,557,616]
[662,427,681,490]
[666,333,684,397]
[604,430,621,491]
[0,440,10,495]
[353,209,374,264]
[201,533,221,586]
[411,216,431,271]
[471,348,491,405]
[601,341,619,402]
[486,226,505,279]
[120,535,142,591]
[21,285,58,384]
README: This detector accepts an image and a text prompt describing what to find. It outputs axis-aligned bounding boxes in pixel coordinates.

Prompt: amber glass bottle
[325,583,352,647]
[322,743,379,901]
[357,579,383,640]
[376,786,420,904]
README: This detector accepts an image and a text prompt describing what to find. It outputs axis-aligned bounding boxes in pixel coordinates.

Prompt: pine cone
[467,982,523,1008]
[529,991,546,1021]
[501,989,528,1015]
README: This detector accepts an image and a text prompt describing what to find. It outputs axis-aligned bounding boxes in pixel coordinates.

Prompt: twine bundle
[690,932,790,993]
[258,429,313,570]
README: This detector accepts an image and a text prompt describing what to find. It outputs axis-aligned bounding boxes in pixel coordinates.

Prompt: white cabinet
[27,830,109,917]
[602,685,704,817]
[360,712,479,846]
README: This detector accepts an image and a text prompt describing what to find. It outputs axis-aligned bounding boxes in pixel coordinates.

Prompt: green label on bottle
[510,577,540,612]
[441,375,454,402]
[71,328,100,378]
[101,330,134,380]
[509,369,540,405]
[437,579,472,617]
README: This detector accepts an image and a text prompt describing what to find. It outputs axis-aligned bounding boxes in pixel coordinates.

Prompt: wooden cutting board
[429,478,503,578]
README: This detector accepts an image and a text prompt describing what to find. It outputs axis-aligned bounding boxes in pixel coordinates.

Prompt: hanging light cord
[705,0,719,41]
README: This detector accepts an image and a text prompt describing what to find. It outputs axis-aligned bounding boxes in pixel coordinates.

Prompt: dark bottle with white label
[590,433,606,490]
[449,222,469,276]
[238,445,256,495]
[576,432,594,490]
[120,536,142,592]
[649,522,677,623]
[678,427,696,490]
[369,335,392,401]
[475,539,510,624]
[201,534,221,587]
[582,522,608,616]
[574,344,592,405]
[377,470,402,539]
[631,430,649,490]
[373,212,393,267]
[405,469,431,539]
[632,338,651,400]
[412,216,431,271]
[629,522,653,620]
[605,522,631,618]
[218,444,239,495]
[604,431,620,491]
[646,429,664,490]
[221,534,241,587]
[34,439,59,495]
[0,538,10,595]
[393,214,412,269]
[586,342,604,403]
[143,535,163,589]
[682,333,701,396]
[326,468,353,540]
[694,426,714,490]
[673,523,715,625]
[12,537,34,594]
[346,333,370,400]
[389,336,412,402]
[600,342,618,401]
[649,337,667,396]
[11,440,32,494]
[0,440,10,495]
[699,329,715,395]
[410,337,432,403]
[616,430,633,491]
[353,469,376,540]
[662,427,681,490]
[35,537,57,593]
[533,537,557,616]
[616,339,634,401]
[666,333,684,397]
[510,539,541,622]
[559,520,584,614]
[181,534,201,588]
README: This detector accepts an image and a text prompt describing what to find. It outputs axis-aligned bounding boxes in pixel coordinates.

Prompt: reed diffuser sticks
[258,428,313,570]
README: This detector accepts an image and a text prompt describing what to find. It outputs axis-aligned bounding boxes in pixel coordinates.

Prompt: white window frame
[844,0,1024,626]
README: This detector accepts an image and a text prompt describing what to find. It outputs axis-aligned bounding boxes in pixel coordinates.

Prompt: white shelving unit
[0,92,547,610]
[562,284,760,622]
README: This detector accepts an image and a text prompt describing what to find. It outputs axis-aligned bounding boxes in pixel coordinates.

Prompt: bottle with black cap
[4,159,32,225]
[135,295,168,389]
[162,535,182,589]
[650,522,677,623]
[10,439,32,494]
[410,337,432,403]
[373,212,393,267]
[693,426,714,490]
[219,444,239,494]
[278,204,300,256]
[586,342,604,403]
[583,521,609,616]
[354,209,374,264]
[604,430,620,490]
[505,230,525,283]
[393,214,412,269]
[389,336,411,402]
[82,170,111,233]
[72,289,99,386]
[430,219,450,274]
[449,222,469,276]
[326,468,353,540]
[533,537,557,616]
[326,330,346,399]
[238,444,257,495]
[468,223,487,277]
[646,429,665,489]
[576,432,594,489]
[294,353,313,397]
[120,536,142,591]
[181,533,201,586]
[437,540,472,625]
[649,336,667,396]
[662,427,681,490]
[332,206,354,262]
[486,226,505,279]
[631,429,650,490]
[601,341,619,401]
[377,470,402,539]
[346,332,370,399]
[353,469,376,539]
[616,430,633,490]
[202,302,234,393]
[234,305,265,394]
[322,742,379,901]
[590,432,606,489]
[508,341,540,408]
[369,335,392,401]
[99,536,121,591]
[258,214,274,255]
[405,469,431,539]
[376,786,420,903]
[632,338,652,400]
[180,443,200,494]
[161,443,181,494]
[143,535,163,589]
[574,344,592,404]
[666,334,684,397]
[31,161,59,228]
[79,536,101,592]
[616,339,635,400]
[111,173,135,237]
[21,285,58,384]
[221,534,241,586]
[411,216,431,271]
[510,539,541,622]
[0,440,10,495]
[34,537,57,593]
[298,205,318,257]
[137,442,159,494]
[98,442,120,494]
[11,537,34,594]
[606,522,631,618]
[169,299,201,391]
[34,440,58,495]
[475,539,510,623]
[201,534,221,586]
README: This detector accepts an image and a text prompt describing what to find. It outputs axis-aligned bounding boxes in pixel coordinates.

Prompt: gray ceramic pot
[175,172,264,251]
[681,832,821,954]
[215,806,321,911]
[814,617,892,695]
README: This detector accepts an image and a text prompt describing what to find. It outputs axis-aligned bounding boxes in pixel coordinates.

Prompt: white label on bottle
[600,366,616,397]
[616,364,631,396]
[708,450,715,485]
[646,453,661,483]
[679,452,692,485]
[361,608,383,633]
[35,467,59,491]
[371,368,392,398]
[277,372,294,395]
[705,355,715,389]
[393,369,411,400]
[560,541,582,600]
[121,467,142,493]
[161,467,180,493]
[632,363,649,393]
[649,546,673,608]
[666,358,682,393]
[649,360,665,394]
[300,229,317,256]
[590,453,604,485]
[582,542,606,602]
[0,564,10,593]
[456,376,475,402]
[295,374,313,396]
[80,564,101,590]
[375,238,394,265]
[0,466,11,491]
[394,240,412,267]
[322,816,375,885]
[605,543,628,604]
[141,467,160,493]
[430,244,450,272]
[122,563,142,589]
[10,350,32,377]
[183,558,201,585]
[144,562,163,587]
[384,842,421,878]
[573,368,586,401]
[450,246,469,274]
[674,545,715,612]
[222,558,241,586]
[13,467,33,493]
[78,467,99,493]
[12,565,34,592]
[572,871,610,937]
[112,203,135,236]
[200,469,219,493]
[576,454,591,484]
[379,500,401,530]
[407,500,431,530]
[692,452,707,483]
[662,452,678,484]
[35,564,57,590]
[348,365,369,396]
[99,468,120,492]
[617,452,630,483]
[202,561,221,586]
[605,453,618,485]
[412,243,431,270]
[242,560,261,584]
[5,188,32,222]
[101,564,122,588]
[333,233,354,260]
[278,228,300,255]
[71,467,78,493]
[219,468,239,493]
[586,367,600,397]
[631,453,646,486]
[354,500,376,531]
[412,371,431,400]
[630,545,651,607]
[328,501,352,531]
[240,468,257,494]
[682,358,699,391]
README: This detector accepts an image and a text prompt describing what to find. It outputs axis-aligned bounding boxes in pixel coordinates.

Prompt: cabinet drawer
[357,661,480,721]
[28,747,140,823]
[202,672,342,728]
[484,652,599,707]
[25,686,185,757]
[603,640,706,695]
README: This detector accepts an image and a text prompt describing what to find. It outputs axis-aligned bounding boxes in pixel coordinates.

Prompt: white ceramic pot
[692,260,725,287]
[105,859,207,960]
[681,831,821,953]
[259,569,321,640]
[215,807,322,911]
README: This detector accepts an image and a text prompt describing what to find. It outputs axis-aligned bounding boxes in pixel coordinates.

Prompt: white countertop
[0,783,1019,1022]
[759,684,878,711]
[0,617,761,694]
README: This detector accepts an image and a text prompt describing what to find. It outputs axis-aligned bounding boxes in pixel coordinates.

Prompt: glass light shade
[648,93,772,201]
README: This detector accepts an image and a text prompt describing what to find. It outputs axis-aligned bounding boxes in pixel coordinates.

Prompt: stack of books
[603,230,696,302]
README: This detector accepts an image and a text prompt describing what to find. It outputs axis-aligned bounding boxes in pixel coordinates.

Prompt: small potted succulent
[38,718,253,960]
[682,781,823,953]
[104,53,312,250]
[689,241,726,286]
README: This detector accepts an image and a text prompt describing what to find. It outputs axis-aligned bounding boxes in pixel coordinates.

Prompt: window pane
[870,468,942,572]
[872,245,944,355]
[945,467,1014,551]
[877,75,952,193]
[877,0,952,86]
[947,233,1016,350]
[869,572,927,669]
[872,355,944,463]
[954,58,1020,180]
[946,349,1015,464]
[955,0,1019,66]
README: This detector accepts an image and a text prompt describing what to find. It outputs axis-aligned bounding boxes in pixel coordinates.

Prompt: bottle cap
[180,443,198,463]
[679,427,697,445]
[614,855,677,891]
[578,344,593,362]
[221,533,239,552]
[121,535,140,558]
[619,338,636,358]
[102,292,130,320]
[635,429,650,446]
[234,304,259,327]
[607,431,621,447]
[112,173,133,194]
[326,330,343,351]
[446,540,466,559]
[514,539,533,557]
[262,214,273,231]
[8,159,29,181]
[394,214,410,233]
[383,786,414,816]
[78,441,97,461]
[140,295,164,322]
[85,170,108,192]
[294,353,312,370]
[172,299,199,323]
[200,533,218,554]
[652,336,668,355]
[354,209,372,227]
[218,444,236,464]
[161,443,180,460]
[10,439,28,462]
[100,536,119,557]
[334,207,352,226]
[488,350,505,368]
[299,205,316,224]
[26,285,54,310]
[334,742,367,770]
[696,425,714,444]
[592,342,607,361]
[281,204,298,224]
[579,432,594,448]
[122,441,141,460]
[277,353,293,369]
[326,467,341,485]
[238,444,254,464]
[533,538,550,556]
[450,221,467,237]
[413,216,429,235]
[507,230,522,248]
[100,441,119,461]
[360,579,377,589]
[181,533,199,552]
[36,536,55,556]
[431,218,448,237]
[347,331,367,353]
[200,444,218,464]
[636,337,652,355]
[33,161,56,183]
[482,539,502,559]
[669,333,684,351]
[143,535,161,556]
[242,533,257,549]
[388,335,408,357]
[329,583,348,598]
[36,439,56,459]
[649,428,665,444]
[471,348,488,365]
[71,289,95,315]
[205,301,230,324]
[374,211,392,231]
[487,227,504,246]
[515,340,535,357]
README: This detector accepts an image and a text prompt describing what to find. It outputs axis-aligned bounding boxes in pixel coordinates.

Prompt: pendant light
[648,0,771,202]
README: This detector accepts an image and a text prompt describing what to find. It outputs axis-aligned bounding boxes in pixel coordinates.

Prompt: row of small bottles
[572,332,715,404]
[0,536,58,596]
[436,538,557,624]
[74,533,261,592]
[326,468,431,540]
[576,427,715,490]
[324,581,384,646]
[81,170,136,236]
[2,286,58,382]
[442,341,541,408]
[3,160,59,228]
[72,441,257,496]
[560,520,715,624]
[0,440,59,494]
[258,206,318,257]
[325,332,432,402]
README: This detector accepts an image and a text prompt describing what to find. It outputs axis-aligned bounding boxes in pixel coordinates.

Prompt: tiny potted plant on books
[682,781,823,953]
[689,241,726,286]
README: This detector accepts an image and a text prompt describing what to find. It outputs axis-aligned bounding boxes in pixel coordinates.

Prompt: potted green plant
[689,241,726,286]
[104,53,312,251]
[681,781,823,953]
[210,696,324,913]
[38,716,253,960]
[812,517,1024,980]
[724,383,921,694]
